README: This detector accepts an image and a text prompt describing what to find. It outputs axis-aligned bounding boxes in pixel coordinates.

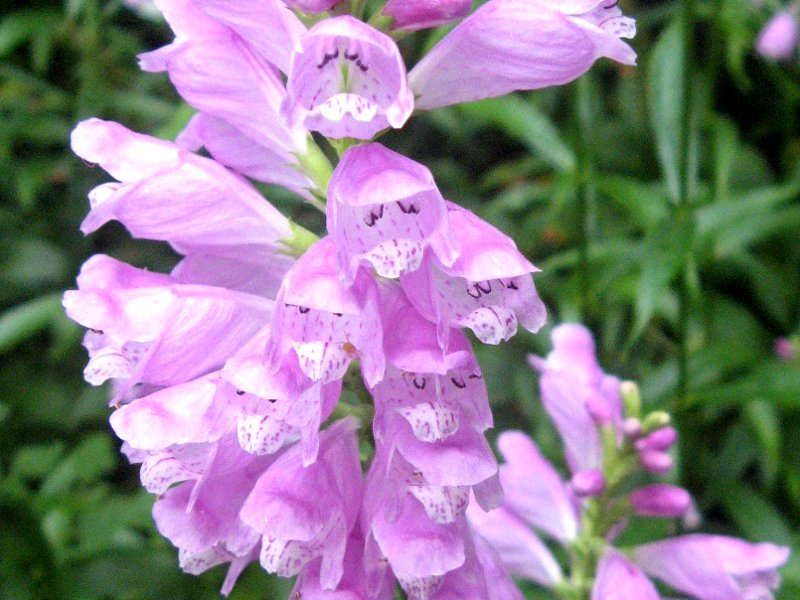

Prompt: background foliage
[1,0,798,597]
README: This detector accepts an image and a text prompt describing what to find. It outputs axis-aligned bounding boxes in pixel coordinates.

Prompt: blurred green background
[1,0,799,598]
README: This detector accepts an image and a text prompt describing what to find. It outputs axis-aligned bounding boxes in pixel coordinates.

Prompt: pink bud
[757,12,799,61]
[634,426,677,452]
[622,417,643,439]
[571,469,606,497]
[639,449,673,474]
[284,0,341,12]
[630,484,691,518]
[383,0,472,31]
[774,337,796,362]
[586,395,612,426]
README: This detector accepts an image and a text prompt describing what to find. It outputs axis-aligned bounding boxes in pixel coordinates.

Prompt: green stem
[574,75,594,321]
[676,0,696,408]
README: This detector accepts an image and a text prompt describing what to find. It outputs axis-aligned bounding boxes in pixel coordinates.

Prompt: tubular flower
[409,0,636,110]
[327,143,458,283]
[282,16,414,139]
[140,0,311,192]
[401,204,546,348]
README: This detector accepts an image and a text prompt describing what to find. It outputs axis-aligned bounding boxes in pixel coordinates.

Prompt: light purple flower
[757,12,799,61]
[633,535,790,600]
[327,143,458,282]
[62,255,271,389]
[140,0,311,191]
[70,119,295,296]
[267,237,385,388]
[151,436,274,596]
[466,501,563,587]
[382,0,472,31]
[363,448,469,598]
[191,0,306,73]
[402,204,546,347]
[493,431,579,543]
[373,287,500,499]
[529,323,621,473]
[592,550,660,600]
[282,15,414,139]
[409,0,636,110]
[240,418,363,589]
[223,325,343,465]
[291,529,396,600]
[432,530,525,600]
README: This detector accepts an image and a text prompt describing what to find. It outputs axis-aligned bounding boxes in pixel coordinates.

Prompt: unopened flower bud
[622,417,643,439]
[757,12,799,61]
[630,484,691,518]
[634,426,677,452]
[571,469,606,497]
[639,449,673,474]
[283,0,341,13]
[774,337,796,362]
[641,411,670,433]
[586,395,612,426]
[620,380,641,419]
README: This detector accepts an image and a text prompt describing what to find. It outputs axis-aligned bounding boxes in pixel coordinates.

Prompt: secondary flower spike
[409,0,636,110]
[282,15,414,139]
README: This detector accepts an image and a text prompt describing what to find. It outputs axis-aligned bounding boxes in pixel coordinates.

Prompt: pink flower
[757,12,799,61]
[327,142,458,282]
[409,0,636,110]
[529,323,622,473]
[402,204,546,347]
[70,119,294,296]
[592,550,660,600]
[382,0,473,31]
[62,256,270,390]
[240,418,363,589]
[266,237,386,388]
[223,326,343,464]
[282,15,414,139]
[633,535,790,600]
[140,0,311,191]
[151,435,273,596]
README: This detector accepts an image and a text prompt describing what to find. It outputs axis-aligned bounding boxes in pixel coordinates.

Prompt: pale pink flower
[409,0,636,110]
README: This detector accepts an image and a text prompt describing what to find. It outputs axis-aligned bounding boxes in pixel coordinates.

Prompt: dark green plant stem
[75,0,102,120]
[676,0,696,409]
[574,75,594,321]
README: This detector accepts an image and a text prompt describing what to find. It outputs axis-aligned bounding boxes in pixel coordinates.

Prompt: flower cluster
[63,0,645,597]
[468,324,791,599]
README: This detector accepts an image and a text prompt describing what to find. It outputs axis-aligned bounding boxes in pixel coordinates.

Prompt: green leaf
[458,95,575,172]
[720,483,793,545]
[745,399,781,487]
[692,362,800,409]
[648,23,683,202]
[594,175,670,230]
[11,442,66,481]
[631,210,694,340]
[0,10,61,58]
[0,294,64,354]
[41,433,116,496]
